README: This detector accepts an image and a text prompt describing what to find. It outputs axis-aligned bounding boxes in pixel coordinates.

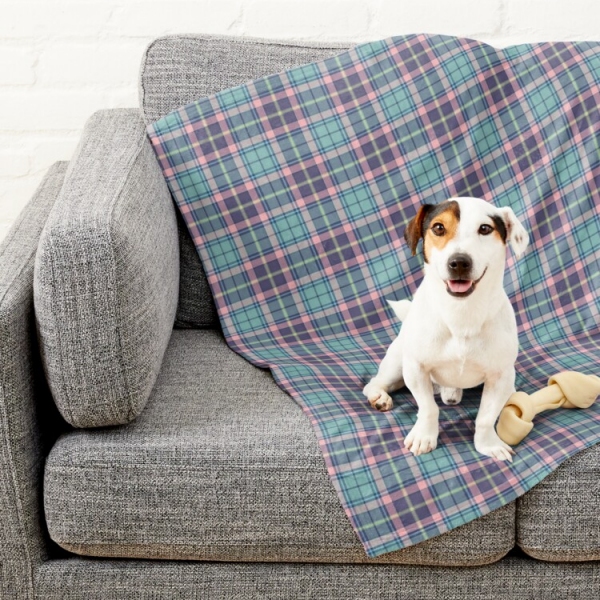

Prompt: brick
[30,136,78,174]
[0,176,41,222]
[504,0,600,42]
[0,2,114,38]
[109,85,140,109]
[38,41,147,86]
[371,0,502,39]
[244,0,371,41]
[0,222,13,243]
[0,152,30,178]
[0,46,37,85]
[0,90,116,131]
[108,1,243,37]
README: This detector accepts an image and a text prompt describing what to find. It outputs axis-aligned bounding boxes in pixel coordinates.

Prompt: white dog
[363,197,528,462]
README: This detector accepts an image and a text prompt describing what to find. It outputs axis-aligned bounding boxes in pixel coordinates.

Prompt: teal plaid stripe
[149,35,600,557]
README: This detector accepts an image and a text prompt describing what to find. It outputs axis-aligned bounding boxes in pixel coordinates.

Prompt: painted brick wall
[2,0,599,239]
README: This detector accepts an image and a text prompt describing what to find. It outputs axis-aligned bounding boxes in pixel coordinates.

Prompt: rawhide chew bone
[496,371,600,446]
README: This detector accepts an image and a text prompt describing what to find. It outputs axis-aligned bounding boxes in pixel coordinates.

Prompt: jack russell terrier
[363,197,529,462]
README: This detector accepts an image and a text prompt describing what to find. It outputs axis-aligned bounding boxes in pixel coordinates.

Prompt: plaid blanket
[148,35,600,557]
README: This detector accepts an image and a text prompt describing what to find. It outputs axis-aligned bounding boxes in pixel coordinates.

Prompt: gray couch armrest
[34,109,179,428]
[0,162,68,598]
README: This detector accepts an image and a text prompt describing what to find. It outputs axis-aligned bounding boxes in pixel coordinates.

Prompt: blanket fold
[148,34,600,557]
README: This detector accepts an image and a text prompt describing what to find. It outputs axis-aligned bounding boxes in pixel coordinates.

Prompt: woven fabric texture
[149,35,600,557]
[141,34,350,328]
[140,34,351,125]
[174,211,219,328]
[0,162,68,599]
[35,556,600,600]
[34,109,179,428]
[44,329,514,566]
[517,443,600,561]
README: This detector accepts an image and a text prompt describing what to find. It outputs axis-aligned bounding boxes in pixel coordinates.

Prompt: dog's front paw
[363,382,394,412]
[474,429,515,462]
[404,418,439,456]
[367,390,393,412]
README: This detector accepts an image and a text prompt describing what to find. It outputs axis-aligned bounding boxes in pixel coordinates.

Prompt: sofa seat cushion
[517,445,600,562]
[44,329,515,566]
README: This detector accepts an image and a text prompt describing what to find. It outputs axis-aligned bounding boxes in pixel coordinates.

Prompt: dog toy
[496,371,600,446]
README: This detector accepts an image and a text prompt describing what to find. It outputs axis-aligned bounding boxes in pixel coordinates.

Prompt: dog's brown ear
[404,204,435,256]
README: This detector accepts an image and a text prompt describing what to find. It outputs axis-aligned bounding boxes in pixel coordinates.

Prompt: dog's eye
[479,224,493,235]
[431,223,445,236]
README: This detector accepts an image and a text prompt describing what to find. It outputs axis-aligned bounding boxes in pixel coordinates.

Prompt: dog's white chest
[428,334,487,389]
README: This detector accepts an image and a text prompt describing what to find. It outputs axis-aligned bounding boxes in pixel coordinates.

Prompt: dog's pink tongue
[448,280,473,293]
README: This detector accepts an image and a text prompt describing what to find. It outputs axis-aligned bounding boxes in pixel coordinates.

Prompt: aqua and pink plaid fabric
[148,35,600,557]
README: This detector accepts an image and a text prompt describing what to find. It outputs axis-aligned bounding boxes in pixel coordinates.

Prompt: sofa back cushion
[140,35,349,328]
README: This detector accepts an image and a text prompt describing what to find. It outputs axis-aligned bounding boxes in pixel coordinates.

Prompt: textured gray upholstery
[517,445,600,561]
[140,35,350,329]
[173,211,218,329]
[0,162,68,599]
[34,109,179,428]
[139,34,351,124]
[35,556,600,600]
[44,329,515,567]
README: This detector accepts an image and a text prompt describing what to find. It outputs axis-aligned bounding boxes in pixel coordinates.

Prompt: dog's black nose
[447,253,472,277]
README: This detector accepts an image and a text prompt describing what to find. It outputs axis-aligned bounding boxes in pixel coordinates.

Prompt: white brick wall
[2,0,600,240]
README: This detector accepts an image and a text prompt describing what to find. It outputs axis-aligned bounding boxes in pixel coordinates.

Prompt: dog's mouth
[445,268,487,298]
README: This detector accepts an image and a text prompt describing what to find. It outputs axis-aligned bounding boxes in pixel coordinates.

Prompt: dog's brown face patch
[422,201,460,262]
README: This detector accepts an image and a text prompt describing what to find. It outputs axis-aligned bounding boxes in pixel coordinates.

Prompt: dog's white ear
[499,207,529,259]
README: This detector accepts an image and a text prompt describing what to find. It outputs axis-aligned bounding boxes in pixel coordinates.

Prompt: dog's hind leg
[363,336,404,412]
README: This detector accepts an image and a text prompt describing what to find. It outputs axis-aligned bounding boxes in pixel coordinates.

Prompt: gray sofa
[1,35,598,599]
